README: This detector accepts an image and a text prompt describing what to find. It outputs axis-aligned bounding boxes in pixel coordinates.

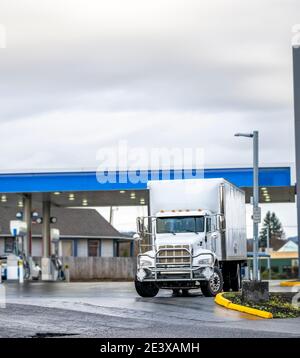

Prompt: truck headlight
[139,258,153,268]
[137,269,147,281]
[198,257,213,266]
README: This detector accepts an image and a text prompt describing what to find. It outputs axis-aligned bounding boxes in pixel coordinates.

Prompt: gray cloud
[0,0,298,171]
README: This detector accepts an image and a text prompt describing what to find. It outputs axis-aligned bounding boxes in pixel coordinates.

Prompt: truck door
[205,217,216,252]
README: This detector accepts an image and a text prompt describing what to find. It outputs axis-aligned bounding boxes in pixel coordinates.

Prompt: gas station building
[0,206,129,258]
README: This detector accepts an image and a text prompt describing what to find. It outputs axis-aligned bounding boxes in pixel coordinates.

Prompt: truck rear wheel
[230,263,241,291]
[200,267,223,297]
[135,279,159,297]
[222,262,241,292]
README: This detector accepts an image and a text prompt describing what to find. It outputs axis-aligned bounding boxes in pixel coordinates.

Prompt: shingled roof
[0,206,126,239]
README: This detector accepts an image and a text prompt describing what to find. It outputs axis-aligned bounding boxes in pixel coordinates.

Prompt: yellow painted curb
[215,293,273,319]
[280,281,300,287]
[215,292,231,308]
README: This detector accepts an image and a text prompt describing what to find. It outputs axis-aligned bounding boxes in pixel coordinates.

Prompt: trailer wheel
[222,265,231,292]
[135,278,159,297]
[200,267,223,297]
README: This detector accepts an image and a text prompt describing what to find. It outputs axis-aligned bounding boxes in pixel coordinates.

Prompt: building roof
[278,240,298,252]
[0,206,127,239]
[248,237,289,252]
[271,238,289,251]
[287,236,299,244]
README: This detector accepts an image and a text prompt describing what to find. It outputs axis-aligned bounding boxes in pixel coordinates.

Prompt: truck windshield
[156,216,205,234]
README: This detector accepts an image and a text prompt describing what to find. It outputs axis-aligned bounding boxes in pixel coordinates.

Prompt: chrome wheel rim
[209,272,221,292]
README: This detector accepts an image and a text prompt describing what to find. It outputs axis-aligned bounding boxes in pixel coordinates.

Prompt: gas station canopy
[0,167,294,207]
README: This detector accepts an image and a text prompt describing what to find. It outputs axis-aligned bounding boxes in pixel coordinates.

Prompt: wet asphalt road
[0,281,300,338]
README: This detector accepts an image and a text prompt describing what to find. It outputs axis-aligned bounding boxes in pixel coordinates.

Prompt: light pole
[235,131,260,281]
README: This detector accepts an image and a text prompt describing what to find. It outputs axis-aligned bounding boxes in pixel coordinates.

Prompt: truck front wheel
[135,279,159,297]
[200,267,223,297]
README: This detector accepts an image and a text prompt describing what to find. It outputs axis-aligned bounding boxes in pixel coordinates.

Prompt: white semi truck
[134,178,247,297]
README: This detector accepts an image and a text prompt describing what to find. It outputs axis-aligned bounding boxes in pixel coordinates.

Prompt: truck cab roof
[156,209,213,217]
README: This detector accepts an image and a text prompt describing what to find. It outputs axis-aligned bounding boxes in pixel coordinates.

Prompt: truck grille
[157,245,191,265]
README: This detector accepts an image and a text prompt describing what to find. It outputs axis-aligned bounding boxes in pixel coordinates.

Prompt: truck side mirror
[218,214,226,231]
[133,233,142,241]
[137,217,144,234]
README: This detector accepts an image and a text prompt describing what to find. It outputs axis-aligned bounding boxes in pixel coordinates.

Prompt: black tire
[181,289,190,297]
[222,263,241,292]
[135,278,159,297]
[172,289,181,297]
[230,264,241,292]
[200,267,223,297]
[222,265,231,292]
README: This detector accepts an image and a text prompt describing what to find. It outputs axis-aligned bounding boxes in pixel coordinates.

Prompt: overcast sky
[0,0,298,171]
[0,1,299,234]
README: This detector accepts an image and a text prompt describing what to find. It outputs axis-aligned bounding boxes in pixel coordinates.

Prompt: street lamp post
[235,131,260,281]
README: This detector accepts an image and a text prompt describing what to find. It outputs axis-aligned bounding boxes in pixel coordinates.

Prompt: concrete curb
[215,293,273,319]
[280,281,300,287]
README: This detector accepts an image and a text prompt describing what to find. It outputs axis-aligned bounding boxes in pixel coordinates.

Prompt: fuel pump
[8,220,41,281]
[41,229,65,281]
[50,228,65,281]
[8,220,27,281]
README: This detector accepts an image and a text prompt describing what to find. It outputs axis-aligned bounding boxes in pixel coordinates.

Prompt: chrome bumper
[137,247,214,282]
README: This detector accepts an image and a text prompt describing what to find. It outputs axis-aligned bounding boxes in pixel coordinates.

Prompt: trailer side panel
[223,182,247,261]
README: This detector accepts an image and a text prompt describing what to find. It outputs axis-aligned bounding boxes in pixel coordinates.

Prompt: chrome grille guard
[138,246,214,281]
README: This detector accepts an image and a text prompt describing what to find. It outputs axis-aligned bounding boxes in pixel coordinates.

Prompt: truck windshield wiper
[185,229,199,234]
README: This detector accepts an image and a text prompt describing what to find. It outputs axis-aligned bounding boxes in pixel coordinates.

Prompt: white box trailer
[148,178,247,262]
[134,178,247,297]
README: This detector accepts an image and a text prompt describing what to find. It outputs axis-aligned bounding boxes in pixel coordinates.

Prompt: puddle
[30,332,78,338]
